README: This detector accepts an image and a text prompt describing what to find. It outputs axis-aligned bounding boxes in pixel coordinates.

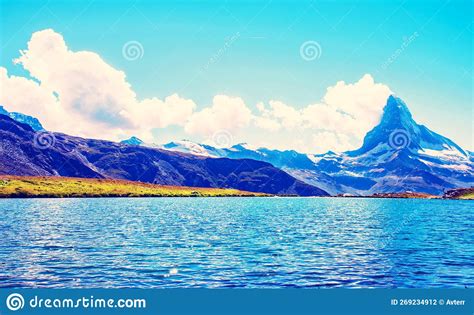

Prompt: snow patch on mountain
[117,95,472,196]
[0,105,44,131]
[120,136,144,146]
[162,140,218,157]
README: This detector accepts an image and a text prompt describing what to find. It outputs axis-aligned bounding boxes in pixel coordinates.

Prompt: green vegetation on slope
[0,176,267,198]
[458,193,474,200]
[443,188,474,200]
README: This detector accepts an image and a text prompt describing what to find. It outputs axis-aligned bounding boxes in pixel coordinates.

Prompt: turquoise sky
[0,0,472,149]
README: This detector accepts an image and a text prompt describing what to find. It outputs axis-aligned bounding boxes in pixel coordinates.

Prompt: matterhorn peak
[349,95,467,158]
[378,95,415,130]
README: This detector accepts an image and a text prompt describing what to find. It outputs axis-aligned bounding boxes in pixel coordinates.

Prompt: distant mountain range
[0,115,327,196]
[120,136,144,146]
[300,96,473,195]
[0,105,44,131]
[151,96,474,195]
[1,96,472,196]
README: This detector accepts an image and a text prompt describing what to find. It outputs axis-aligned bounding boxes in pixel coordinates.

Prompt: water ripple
[0,197,472,288]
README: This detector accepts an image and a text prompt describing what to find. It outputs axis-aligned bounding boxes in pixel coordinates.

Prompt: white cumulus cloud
[1,28,393,153]
[2,29,195,141]
[184,95,252,136]
[250,74,392,152]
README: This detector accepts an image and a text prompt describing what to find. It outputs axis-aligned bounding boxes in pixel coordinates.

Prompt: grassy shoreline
[338,190,473,200]
[0,176,267,198]
[442,187,474,200]
[0,176,472,199]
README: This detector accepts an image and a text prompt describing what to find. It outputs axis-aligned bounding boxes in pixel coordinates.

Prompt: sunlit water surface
[0,197,472,288]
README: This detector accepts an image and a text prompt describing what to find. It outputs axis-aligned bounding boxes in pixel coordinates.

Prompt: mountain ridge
[0,105,44,131]
[1,95,472,196]
[0,115,328,196]
[157,96,473,195]
[349,95,466,156]
[120,136,144,146]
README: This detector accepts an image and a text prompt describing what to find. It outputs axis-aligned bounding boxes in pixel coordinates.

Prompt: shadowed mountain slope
[0,114,328,196]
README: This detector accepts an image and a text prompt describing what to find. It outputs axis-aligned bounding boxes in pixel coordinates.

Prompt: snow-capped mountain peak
[120,136,144,146]
[350,95,467,158]
[230,143,260,151]
[166,96,471,196]
[0,105,44,131]
[162,140,219,157]
[127,95,472,196]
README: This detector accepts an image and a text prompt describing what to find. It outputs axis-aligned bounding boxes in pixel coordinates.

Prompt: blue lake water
[0,197,472,288]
